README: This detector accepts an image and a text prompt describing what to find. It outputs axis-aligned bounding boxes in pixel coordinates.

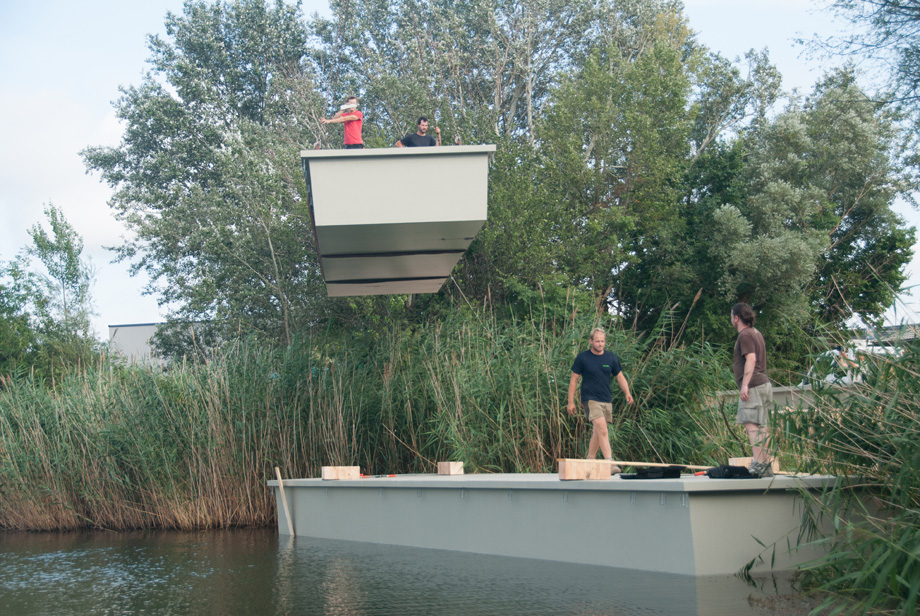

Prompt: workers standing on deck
[731,303,774,478]
[395,117,441,147]
[321,96,364,149]
[566,328,634,472]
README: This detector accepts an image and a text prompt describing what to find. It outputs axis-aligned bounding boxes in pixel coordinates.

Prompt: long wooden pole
[274,466,295,536]
[606,460,711,471]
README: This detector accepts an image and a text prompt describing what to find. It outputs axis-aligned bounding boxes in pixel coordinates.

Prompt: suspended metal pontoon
[301,145,495,296]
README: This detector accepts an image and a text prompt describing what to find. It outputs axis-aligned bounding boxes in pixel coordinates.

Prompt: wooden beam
[274,466,295,536]
[437,461,464,475]
[609,460,711,471]
[558,459,613,480]
[321,466,361,480]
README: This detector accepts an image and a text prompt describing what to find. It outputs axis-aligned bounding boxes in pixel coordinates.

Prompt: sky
[1,0,917,342]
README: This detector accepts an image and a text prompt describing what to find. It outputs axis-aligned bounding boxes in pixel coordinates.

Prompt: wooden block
[728,457,780,473]
[437,461,464,475]
[321,466,361,480]
[558,459,612,481]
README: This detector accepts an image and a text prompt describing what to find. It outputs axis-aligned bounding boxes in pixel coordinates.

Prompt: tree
[803,70,916,324]
[531,2,705,321]
[27,204,95,339]
[704,69,915,332]
[80,0,916,364]
[311,0,595,145]
[0,205,98,382]
[82,0,331,346]
[824,1,920,107]
[0,257,38,379]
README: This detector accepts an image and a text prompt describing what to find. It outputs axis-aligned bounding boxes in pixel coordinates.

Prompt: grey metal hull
[268,472,833,576]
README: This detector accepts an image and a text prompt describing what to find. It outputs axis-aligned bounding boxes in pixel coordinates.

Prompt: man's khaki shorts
[736,382,773,426]
[583,400,613,423]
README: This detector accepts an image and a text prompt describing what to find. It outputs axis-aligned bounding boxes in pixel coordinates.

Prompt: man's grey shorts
[736,382,773,425]
[583,400,613,423]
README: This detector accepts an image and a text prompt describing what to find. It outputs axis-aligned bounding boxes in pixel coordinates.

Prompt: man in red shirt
[321,96,364,149]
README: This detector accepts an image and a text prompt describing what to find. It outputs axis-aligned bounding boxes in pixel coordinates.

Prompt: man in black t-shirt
[566,328,634,472]
[395,116,441,147]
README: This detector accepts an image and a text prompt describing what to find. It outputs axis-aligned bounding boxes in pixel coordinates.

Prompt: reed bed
[0,304,735,531]
[780,340,920,616]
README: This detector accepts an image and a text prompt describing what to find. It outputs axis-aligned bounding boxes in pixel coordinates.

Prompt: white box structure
[301,145,495,296]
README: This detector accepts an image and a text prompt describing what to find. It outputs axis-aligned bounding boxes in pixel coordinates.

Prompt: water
[0,529,804,615]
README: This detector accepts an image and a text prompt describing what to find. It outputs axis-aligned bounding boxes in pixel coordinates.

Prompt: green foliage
[82,0,329,346]
[27,204,93,330]
[670,68,915,357]
[0,205,98,383]
[824,0,920,125]
[313,0,595,144]
[0,258,38,379]
[782,339,920,615]
[79,0,915,369]
[538,6,696,311]
[0,303,733,529]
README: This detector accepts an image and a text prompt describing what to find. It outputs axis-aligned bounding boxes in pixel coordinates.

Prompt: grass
[0,300,736,531]
[5,299,915,613]
[781,338,920,616]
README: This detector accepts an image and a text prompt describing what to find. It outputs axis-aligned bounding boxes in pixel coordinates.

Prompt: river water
[0,528,806,615]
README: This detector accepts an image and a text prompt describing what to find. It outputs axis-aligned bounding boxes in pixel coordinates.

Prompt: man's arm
[322,114,360,125]
[566,372,580,415]
[434,126,441,146]
[395,139,405,147]
[615,372,634,405]
[740,352,756,401]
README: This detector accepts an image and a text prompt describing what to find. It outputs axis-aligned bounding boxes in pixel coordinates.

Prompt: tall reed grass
[0,302,735,531]
[781,339,920,616]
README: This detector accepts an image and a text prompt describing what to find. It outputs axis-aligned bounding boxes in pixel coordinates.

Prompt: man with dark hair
[731,303,774,477]
[321,96,364,149]
[395,117,441,147]
[566,327,634,471]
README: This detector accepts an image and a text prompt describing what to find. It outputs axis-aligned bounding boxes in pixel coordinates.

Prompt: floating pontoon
[268,472,834,576]
[301,145,496,297]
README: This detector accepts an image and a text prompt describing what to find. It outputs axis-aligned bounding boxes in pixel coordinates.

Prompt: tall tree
[706,69,915,329]
[0,205,98,381]
[26,204,95,339]
[532,2,698,319]
[83,0,329,346]
[311,0,594,145]
[824,0,920,109]
[79,0,917,360]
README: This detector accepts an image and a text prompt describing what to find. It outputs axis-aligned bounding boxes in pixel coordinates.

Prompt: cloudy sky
[1,0,917,340]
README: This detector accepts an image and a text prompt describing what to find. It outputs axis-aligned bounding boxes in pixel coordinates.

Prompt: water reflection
[0,529,799,615]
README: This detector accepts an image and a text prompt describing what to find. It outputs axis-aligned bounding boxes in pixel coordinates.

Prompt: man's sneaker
[749,460,774,478]
[610,465,622,475]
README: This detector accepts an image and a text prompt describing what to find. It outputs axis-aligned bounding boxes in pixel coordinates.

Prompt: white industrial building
[107,322,166,368]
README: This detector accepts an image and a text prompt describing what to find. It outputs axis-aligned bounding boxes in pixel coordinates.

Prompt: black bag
[704,465,753,479]
[620,465,684,480]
